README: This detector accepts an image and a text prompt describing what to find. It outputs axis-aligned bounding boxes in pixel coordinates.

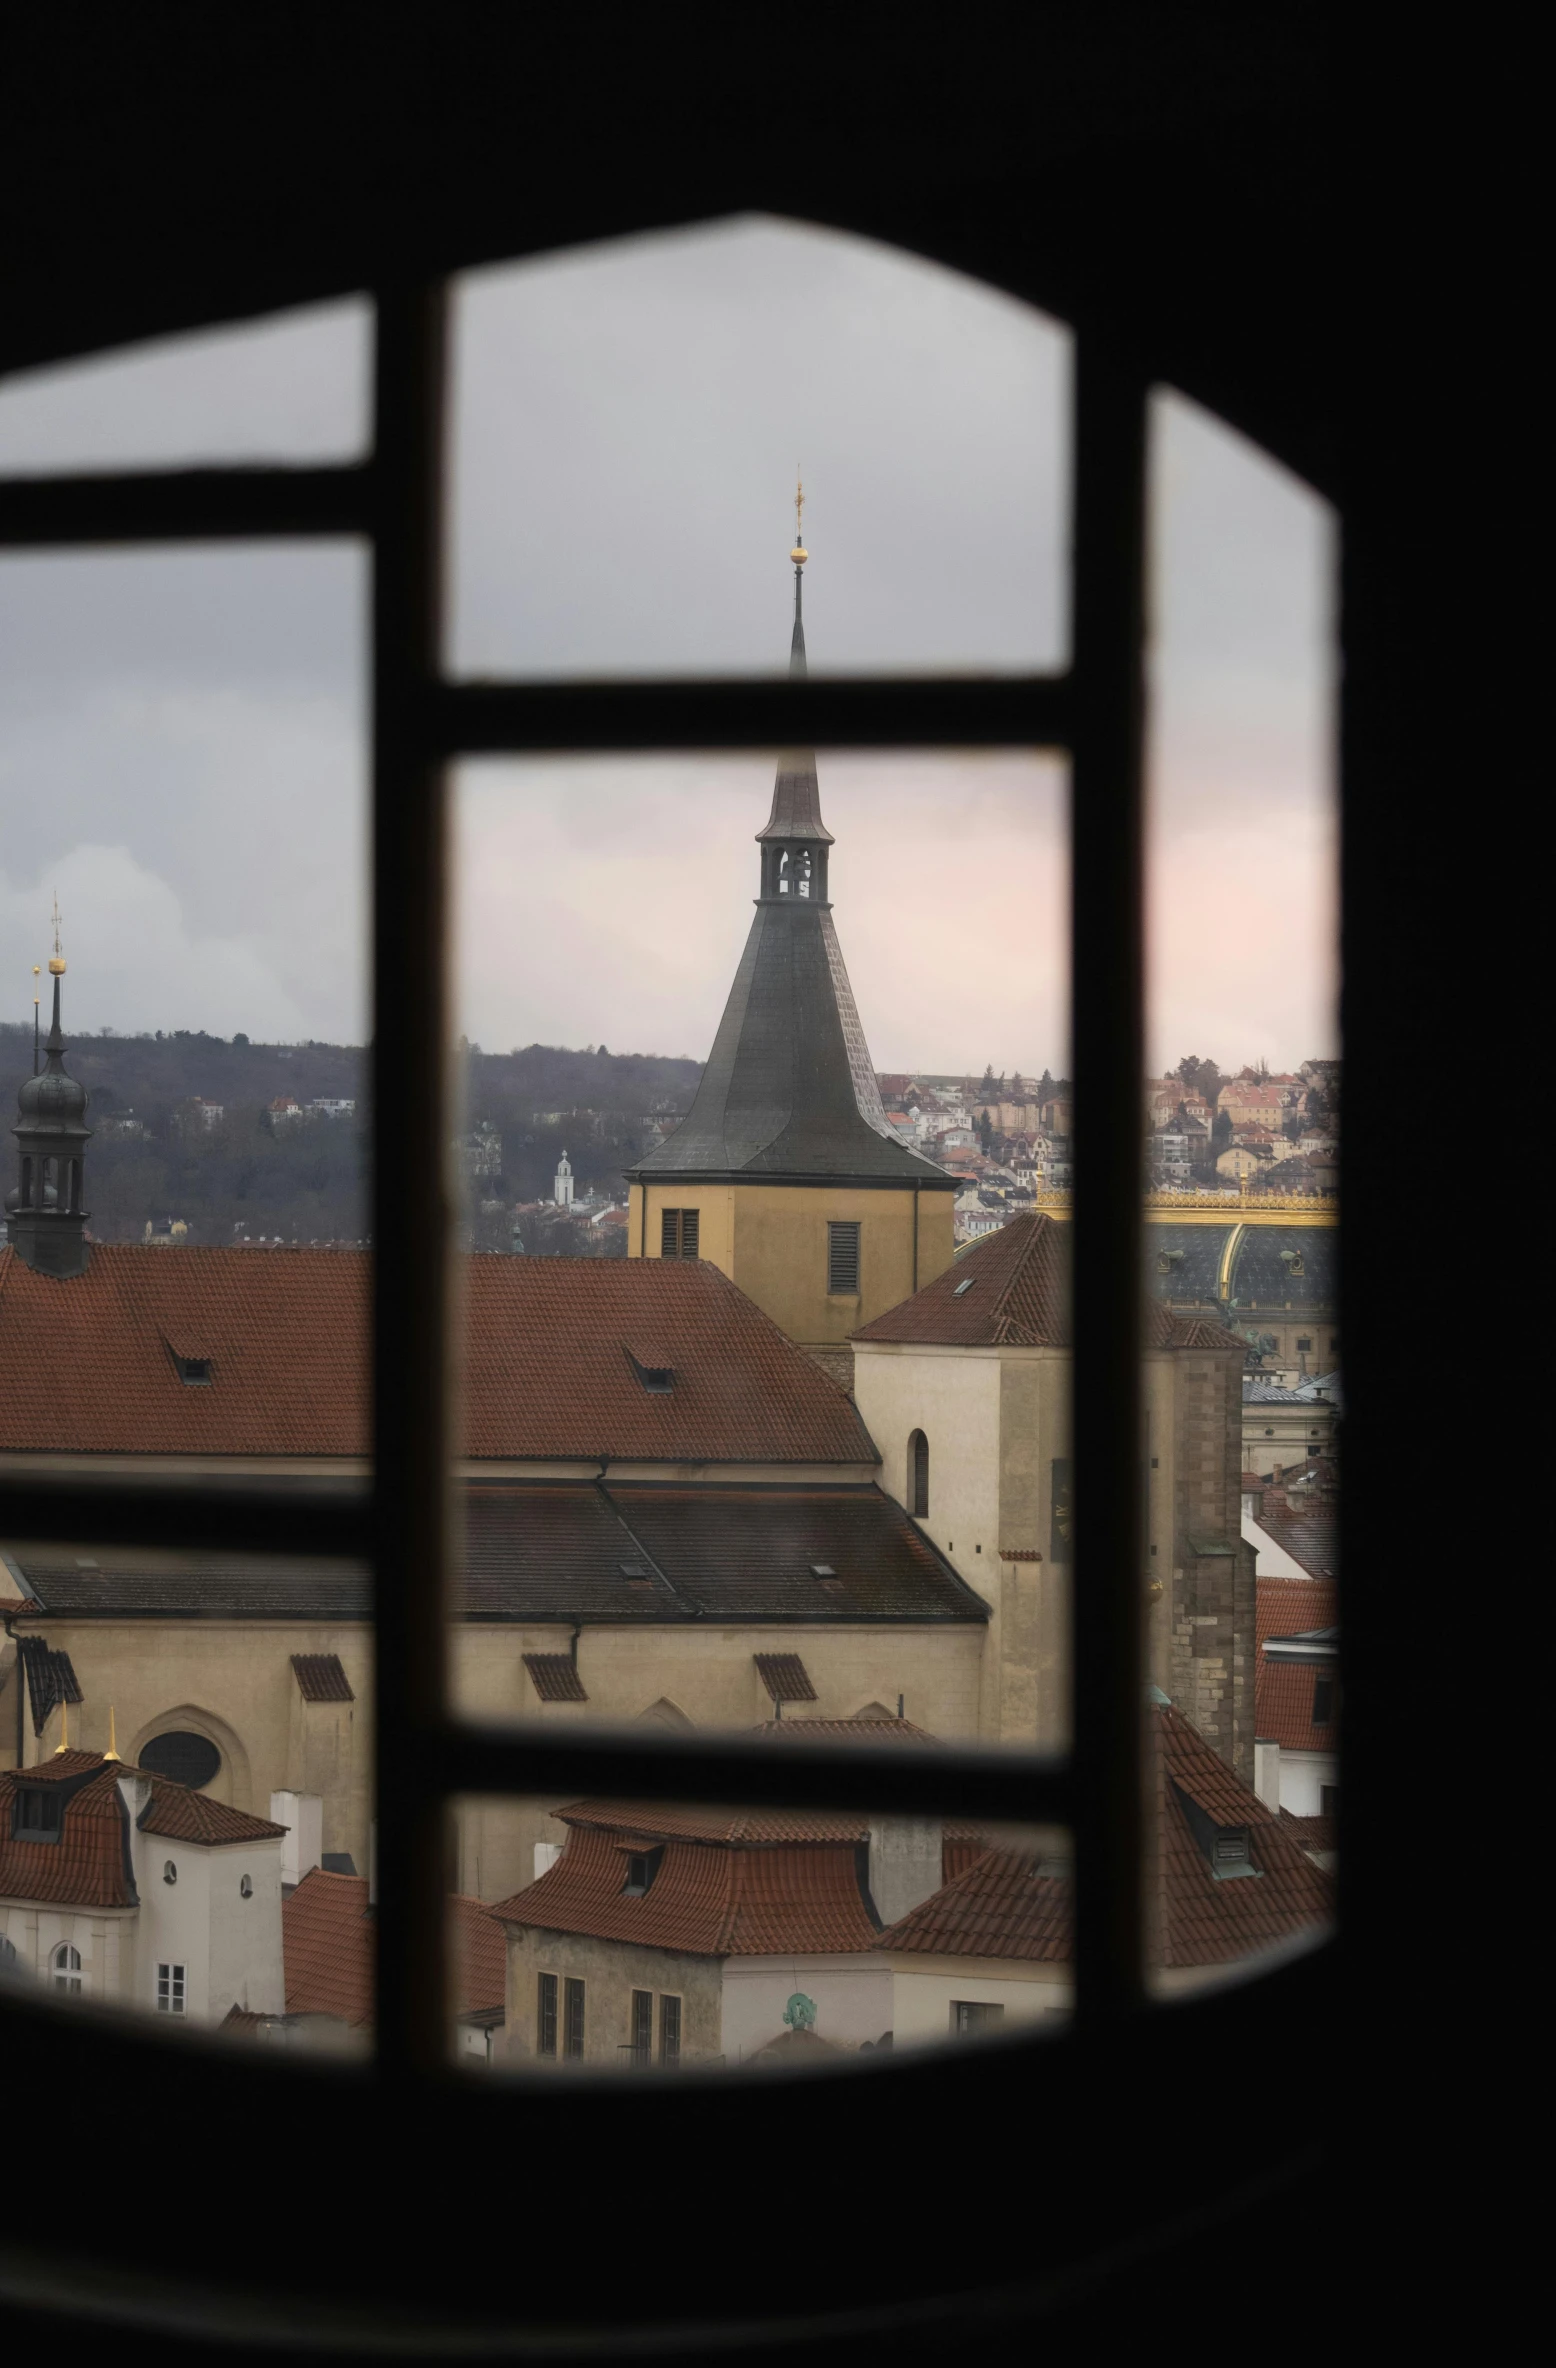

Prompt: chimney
[867,1817,943,1928]
[270,1790,323,1889]
[1253,1741,1282,1814]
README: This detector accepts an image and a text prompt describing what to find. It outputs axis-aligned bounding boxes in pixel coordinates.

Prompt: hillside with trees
[0,1026,700,1249]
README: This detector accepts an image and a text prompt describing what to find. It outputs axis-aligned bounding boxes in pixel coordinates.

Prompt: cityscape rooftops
[0,1246,876,1467]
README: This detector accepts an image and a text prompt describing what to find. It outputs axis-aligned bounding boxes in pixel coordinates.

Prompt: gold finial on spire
[103,1705,121,1762]
[55,1697,69,1754]
[48,892,66,978]
[790,468,807,566]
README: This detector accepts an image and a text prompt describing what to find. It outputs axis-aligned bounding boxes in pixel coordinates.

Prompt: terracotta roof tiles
[280,1870,504,2027]
[0,1751,284,1910]
[0,1246,875,1466]
[853,1213,1244,1352]
[291,1653,354,1703]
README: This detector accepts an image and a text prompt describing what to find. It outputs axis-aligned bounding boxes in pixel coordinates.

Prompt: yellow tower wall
[628,1180,953,1345]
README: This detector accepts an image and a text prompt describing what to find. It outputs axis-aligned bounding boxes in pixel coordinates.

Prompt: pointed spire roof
[629,522,949,1193]
[757,528,832,844]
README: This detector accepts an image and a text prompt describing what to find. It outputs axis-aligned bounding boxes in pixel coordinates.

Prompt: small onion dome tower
[7,901,92,1278]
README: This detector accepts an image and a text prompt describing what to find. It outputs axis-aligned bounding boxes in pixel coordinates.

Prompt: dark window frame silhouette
[0,263,1301,2102]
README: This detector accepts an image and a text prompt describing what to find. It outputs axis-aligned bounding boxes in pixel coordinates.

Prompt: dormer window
[1173,1782,1260,1880]
[171,1352,212,1386]
[12,1786,63,1843]
[621,1847,663,1897]
[952,1277,976,1297]
[626,1352,674,1393]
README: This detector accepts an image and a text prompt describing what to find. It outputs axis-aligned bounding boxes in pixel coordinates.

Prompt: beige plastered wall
[1,1612,987,1911]
[851,1341,1071,1748]
[0,1620,374,1876]
[627,1180,953,1344]
[887,1956,1072,2045]
[501,1921,721,2068]
[453,1616,987,1902]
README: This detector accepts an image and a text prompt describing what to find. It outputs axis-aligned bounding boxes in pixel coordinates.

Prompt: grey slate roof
[13,1481,987,1628]
[627,581,950,1193]
[1150,1222,1338,1313]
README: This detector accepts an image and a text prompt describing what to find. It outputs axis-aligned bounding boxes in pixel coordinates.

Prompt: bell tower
[7,900,92,1279]
[625,490,957,1354]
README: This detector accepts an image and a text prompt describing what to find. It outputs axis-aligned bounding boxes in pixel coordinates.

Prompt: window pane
[449,217,1069,679]
[450,1799,1067,2070]
[0,299,370,473]
[1141,389,1339,1992]
[0,537,371,2049]
[448,747,1072,1772]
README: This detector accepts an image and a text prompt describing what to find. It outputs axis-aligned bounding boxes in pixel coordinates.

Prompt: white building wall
[207,1837,285,2017]
[721,1953,892,2064]
[888,1960,1070,2046]
[137,1838,213,2020]
[1276,1748,1338,1817]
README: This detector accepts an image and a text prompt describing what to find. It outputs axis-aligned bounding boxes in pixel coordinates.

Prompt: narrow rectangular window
[1312,1675,1334,1726]
[659,1993,682,2068]
[1320,1784,1340,1817]
[827,1220,860,1295]
[629,1988,653,2064]
[951,1999,1004,2037]
[156,1962,186,2015]
[660,1208,700,1258]
[563,1975,586,2060]
[536,1971,558,2059]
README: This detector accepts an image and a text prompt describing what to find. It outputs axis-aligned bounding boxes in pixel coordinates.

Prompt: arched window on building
[52,1942,83,1994]
[909,1428,929,1518]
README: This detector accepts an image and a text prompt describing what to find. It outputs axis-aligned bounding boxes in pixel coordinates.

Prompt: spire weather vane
[791,469,807,566]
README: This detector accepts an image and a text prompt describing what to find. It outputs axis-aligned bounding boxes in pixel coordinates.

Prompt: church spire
[6,901,92,1278]
[789,468,808,676]
[759,485,831,885]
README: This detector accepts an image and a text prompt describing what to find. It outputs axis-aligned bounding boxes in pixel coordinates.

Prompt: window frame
[826,1219,862,1298]
[0,266,1312,2092]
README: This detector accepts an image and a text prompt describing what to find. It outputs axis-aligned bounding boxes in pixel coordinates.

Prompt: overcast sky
[0,216,1334,1077]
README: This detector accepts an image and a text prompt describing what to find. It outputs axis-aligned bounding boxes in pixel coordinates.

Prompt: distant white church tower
[553,1149,574,1208]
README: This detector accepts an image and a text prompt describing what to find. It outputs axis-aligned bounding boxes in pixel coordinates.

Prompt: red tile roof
[1151,1703,1333,1965]
[1249,1461,1339,1578]
[852,1213,1244,1352]
[1256,1576,1339,1750]
[0,1753,134,1908]
[881,1706,1333,1972]
[449,1892,507,2019]
[280,1870,504,2027]
[0,1751,283,1909]
[283,1868,373,2024]
[291,1653,354,1703]
[0,1246,876,1466]
[139,1787,287,1845]
[493,1824,881,1957]
[523,1652,588,1703]
[754,1652,817,1703]
[878,1847,1072,1962]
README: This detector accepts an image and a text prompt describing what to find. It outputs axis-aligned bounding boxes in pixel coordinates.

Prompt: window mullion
[1069,339,1149,2023]
[370,275,453,2082]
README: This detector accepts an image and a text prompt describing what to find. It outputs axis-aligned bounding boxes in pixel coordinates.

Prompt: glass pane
[0,1542,370,2043]
[448,745,1071,1778]
[1141,389,1338,1993]
[450,1799,1069,2071]
[0,544,371,2042]
[0,299,370,473]
[449,216,1069,679]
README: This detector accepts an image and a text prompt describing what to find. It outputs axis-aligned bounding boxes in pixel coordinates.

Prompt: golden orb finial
[103,1705,121,1763]
[791,468,807,565]
[48,891,65,976]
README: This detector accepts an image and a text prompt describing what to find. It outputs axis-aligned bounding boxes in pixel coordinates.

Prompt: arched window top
[909,1428,929,1519]
[52,1941,83,1993]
